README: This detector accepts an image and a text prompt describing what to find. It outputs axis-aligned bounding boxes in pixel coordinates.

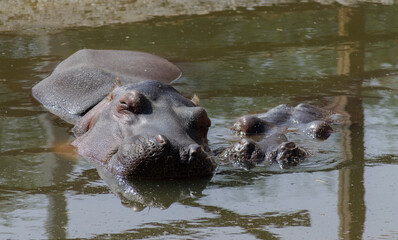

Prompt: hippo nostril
[188,144,202,162]
[284,142,296,150]
[189,144,201,155]
[155,134,168,144]
[240,138,249,145]
[239,138,255,152]
[151,135,170,150]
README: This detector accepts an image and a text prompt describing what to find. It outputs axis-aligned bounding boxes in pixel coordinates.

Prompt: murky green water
[1,2,398,239]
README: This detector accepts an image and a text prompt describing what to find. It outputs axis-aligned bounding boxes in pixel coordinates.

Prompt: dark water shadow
[96,168,212,211]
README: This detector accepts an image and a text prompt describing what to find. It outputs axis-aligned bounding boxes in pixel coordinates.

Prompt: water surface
[1,2,397,239]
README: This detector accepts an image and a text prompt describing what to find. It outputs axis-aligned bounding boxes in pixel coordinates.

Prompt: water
[1,2,398,239]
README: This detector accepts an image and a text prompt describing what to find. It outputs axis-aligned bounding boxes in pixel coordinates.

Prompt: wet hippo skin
[222,104,335,168]
[221,133,309,169]
[232,104,334,140]
[32,49,216,180]
[32,49,335,178]
[32,49,182,124]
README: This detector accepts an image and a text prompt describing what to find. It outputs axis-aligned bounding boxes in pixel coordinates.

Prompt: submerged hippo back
[32,49,182,124]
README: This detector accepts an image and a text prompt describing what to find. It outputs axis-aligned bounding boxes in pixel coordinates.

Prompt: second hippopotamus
[221,104,335,168]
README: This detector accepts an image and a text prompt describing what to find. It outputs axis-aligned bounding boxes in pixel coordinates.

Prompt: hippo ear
[191,94,200,106]
[32,49,182,124]
[106,76,122,101]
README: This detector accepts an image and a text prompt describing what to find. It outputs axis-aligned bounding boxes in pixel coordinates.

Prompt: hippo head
[71,80,216,180]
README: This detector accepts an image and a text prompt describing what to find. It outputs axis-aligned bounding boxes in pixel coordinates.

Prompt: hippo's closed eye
[116,90,148,115]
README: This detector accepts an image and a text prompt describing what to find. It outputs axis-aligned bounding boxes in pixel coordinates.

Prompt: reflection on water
[1,2,398,239]
[97,169,212,211]
[333,6,366,240]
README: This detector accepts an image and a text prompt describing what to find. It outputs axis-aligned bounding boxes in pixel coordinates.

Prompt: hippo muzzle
[221,134,309,169]
[110,134,214,179]
[71,81,216,180]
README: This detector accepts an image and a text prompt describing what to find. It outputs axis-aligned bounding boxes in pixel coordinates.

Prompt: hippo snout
[221,133,310,169]
[109,134,215,180]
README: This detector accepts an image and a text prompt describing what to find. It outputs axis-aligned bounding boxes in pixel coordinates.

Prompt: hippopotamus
[32,49,216,180]
[221,104,335,168]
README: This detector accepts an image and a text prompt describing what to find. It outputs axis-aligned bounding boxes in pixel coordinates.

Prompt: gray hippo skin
[222,104,334,168]
[232,104,334,139]
[32,49,182,124]
[32,49,216,180]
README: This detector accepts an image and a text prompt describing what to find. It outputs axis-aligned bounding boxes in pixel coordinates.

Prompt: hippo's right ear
[191,94,200,106]
[72,98,111,137]
[106,76,122,101]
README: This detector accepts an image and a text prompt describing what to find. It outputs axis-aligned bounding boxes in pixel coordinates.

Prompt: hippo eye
[116,90,148,114]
